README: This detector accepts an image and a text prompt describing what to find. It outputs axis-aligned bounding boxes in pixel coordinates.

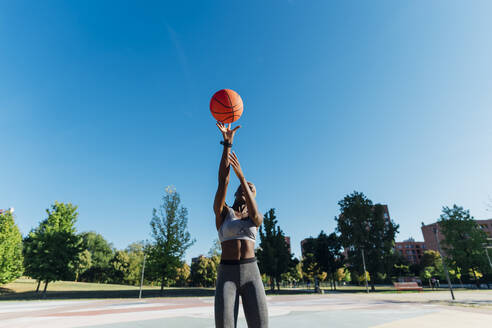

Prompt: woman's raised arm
[228,151,262,227]
[213,122,240,230]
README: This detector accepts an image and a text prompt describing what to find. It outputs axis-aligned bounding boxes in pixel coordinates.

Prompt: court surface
[1,290,491,328]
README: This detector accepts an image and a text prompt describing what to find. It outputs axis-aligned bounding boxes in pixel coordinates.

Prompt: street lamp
[139,242,150,299]
[433,227,455,300]
[361,248,369,293]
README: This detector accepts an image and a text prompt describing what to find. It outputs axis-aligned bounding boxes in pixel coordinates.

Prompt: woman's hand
[216,122,241,143]
[228,151,244,180]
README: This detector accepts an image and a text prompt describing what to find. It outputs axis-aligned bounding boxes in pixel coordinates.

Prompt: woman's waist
[220,239,255,260]
[220,257,256,265]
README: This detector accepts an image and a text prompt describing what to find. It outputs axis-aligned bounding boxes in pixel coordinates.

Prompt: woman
[213,122,268,328]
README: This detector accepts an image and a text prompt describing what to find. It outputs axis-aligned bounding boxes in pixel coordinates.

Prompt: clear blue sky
[2,1,492,263]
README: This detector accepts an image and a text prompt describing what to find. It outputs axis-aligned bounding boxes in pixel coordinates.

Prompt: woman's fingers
[232,125,241,133]
[216,122,225,132]
[228,153,238,166]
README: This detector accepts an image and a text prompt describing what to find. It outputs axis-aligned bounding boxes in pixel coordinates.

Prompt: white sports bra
[218,206,257,243]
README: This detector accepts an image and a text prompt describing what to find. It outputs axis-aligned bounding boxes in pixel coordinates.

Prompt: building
[421,218,492,255]
[300,238,310,258]
[284,236,291,254]
[380,204,391,223]
[395,238,426,264]
[191,255,206,264]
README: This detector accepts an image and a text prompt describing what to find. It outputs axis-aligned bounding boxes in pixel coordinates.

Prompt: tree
[208,238,222,258]
[336,267,351,284]
[421,250,442,268]
[419,250,444,288]
[109,250,131,284]
[393,264,410,278]
[301,233,344,290]
[124,242,146,286]
[256,208,293,291]
[175,262,191,287]
[335,191,399,291]
[301,249,319,286]
[147,187,195,295]
[313,231,344,290]
[355,271,370,284]
[71,249,91,282]
[79,231,115,283]
[281,258,302,287]
[0,211,23,285]
[190,256,217,287]
[390,252,410,280]
[23,231,44,292]
[438,205,488,288]
[23,202,82,295]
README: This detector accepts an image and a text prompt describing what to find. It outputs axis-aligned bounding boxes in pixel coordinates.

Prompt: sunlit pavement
[0,291,491,328]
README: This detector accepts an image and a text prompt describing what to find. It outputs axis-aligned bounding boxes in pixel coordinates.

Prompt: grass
[0,278,480,301]
[0,278,216,301]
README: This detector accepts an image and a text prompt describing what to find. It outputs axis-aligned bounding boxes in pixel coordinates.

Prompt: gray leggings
[215,258,268,328]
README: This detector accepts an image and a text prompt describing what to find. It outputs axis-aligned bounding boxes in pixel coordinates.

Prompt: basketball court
[1,291,491,328]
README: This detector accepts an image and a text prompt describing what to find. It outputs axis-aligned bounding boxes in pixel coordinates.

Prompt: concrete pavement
[0,290,490,328]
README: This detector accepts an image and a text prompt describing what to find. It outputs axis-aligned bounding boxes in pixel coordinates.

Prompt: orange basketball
[210,89,243,123]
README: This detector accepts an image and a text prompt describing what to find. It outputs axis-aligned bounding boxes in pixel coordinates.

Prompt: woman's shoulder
[221,204,233,218]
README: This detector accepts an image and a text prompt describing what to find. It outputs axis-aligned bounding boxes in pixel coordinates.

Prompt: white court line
[62,303,176,313]
[0,301,95,313]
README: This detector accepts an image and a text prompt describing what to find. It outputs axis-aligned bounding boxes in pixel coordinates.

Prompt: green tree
[23,202,82,295]
[336,266,351,284]
[300,237,322,290]
[281,258,302,287]
[110,250,131,284]
[438,205,488,288]
[393,264,410,278]
[314,231,344,290]
[421,250,442,268]
[79,231,115,283]
[190,256,217,287]
[355,271,370,284]
[448,264,464,287]
[335,192,399,291]
[147,187,195,295]
[419,250,444,287]
[389,251,410,280]
[175,262,191,287]
[23,230,45,292]
[208,238,222,257]
[256,208,293,291]
[124,242,146,286]
[301,250,319,286]
[0,211,23,285]
[71,249,91,282]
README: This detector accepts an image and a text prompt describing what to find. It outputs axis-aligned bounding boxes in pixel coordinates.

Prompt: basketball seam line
[219,114,236,123]
[211,108,243,114]
[213,97,238,109]
[224,91,234,123]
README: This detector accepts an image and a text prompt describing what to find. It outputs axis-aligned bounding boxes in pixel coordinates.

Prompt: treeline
[1,187,197,296]
[257,192,492,291]
[1,190,491,296]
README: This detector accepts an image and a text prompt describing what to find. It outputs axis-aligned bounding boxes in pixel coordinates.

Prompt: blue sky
[2,1,492,262]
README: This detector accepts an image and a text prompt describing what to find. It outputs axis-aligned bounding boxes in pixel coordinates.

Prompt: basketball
[210,89,243,123]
